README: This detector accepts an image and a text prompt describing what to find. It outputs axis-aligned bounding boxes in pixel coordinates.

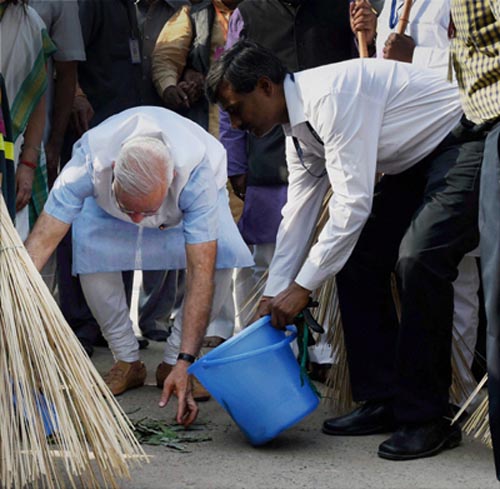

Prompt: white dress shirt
[264,59,462,296]
[376,0,451,80]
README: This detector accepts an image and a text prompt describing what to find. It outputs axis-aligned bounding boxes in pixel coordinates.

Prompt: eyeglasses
[116,201,160,217]
[111,177,161,217]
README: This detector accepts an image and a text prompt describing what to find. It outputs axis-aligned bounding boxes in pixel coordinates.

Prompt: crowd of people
[1,0,500,480]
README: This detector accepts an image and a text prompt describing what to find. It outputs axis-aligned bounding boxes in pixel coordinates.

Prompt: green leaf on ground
[131,418,212,452]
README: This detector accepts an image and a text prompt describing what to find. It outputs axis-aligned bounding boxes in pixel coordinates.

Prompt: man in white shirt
[206,40,486,460]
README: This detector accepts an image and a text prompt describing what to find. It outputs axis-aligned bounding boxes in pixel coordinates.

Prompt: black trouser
[479,121,500,480]
[336,118,486,424]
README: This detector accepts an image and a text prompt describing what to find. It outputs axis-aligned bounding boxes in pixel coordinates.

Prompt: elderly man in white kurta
[25,106,253,426]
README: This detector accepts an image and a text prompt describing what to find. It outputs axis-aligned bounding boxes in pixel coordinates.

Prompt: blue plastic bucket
[188,316,319,445]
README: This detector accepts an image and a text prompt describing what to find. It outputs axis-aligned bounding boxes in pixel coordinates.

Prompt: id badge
[129,38,141,64]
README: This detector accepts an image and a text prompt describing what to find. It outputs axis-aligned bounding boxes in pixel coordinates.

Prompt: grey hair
[114,136,173,197]
[205,40,287,104]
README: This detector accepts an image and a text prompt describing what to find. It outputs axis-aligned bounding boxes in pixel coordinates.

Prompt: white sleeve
[412,45,449,79]
[268,92,385,294]
[264,137,331,297]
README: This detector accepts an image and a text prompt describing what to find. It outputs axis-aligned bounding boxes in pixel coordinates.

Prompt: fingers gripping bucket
[188,316,320,445]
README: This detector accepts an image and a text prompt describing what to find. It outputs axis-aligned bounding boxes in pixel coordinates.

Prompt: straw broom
[311,193,355,414]
[452,374,491,447]
[0,194,147,489]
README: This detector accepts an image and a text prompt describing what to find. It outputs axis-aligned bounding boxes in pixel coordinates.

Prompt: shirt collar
[283,72,307,136]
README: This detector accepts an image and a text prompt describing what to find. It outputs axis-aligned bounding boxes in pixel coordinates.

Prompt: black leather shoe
[378,418,462,461]
[322,401,395,436]
[142,329,169,342]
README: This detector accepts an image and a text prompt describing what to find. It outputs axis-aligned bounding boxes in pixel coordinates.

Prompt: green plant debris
[131,418,212,452]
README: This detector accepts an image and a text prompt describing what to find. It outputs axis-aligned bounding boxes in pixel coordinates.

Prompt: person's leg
[57,231,102,354]
[163,268,234,365]
[336,165,427,403]
[377,120,485,461]
[394,123,484,424]
[479,122,500,480]
[204,279,235,342]
[323,166,427,437]
[138,270,180,341]
[80,272,140,363]
[80,271,146,395]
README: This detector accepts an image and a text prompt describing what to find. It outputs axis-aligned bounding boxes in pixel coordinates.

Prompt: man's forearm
[179,241,217,358]
[25,211,70,271]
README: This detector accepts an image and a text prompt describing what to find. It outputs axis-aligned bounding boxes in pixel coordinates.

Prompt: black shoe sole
[377,430,462,461]
[322,424,395,437]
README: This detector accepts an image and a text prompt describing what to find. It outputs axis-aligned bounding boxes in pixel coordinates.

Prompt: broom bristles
[0,195,147,489]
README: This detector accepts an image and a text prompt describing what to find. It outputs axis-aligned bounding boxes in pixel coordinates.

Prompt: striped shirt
[451,0,500,123]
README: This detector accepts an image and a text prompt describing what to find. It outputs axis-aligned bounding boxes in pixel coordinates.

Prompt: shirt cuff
[263,273,294,297]
[157,75,179,96]
[44,196,77,225]
[294,261,326,293]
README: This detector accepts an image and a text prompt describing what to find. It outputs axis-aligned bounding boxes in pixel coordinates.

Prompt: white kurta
[44,106,253,274]
[264,59,463,296]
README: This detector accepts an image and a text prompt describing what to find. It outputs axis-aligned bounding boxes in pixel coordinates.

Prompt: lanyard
[293,124,327,179]
[389,0,401,29]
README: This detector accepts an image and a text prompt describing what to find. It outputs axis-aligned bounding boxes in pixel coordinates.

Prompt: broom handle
[357,31,369,58]
[396,0,413,35]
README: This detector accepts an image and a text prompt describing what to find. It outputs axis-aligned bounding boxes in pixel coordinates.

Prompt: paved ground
[91,341,499,489]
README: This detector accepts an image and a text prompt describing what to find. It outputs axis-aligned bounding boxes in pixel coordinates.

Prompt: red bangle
[19,160,37,169]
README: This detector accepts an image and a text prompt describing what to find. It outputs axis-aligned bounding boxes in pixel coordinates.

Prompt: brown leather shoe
[155,361,211,402]
[155,361,173,389]
[103,360,146,396]
[191,376,211,402]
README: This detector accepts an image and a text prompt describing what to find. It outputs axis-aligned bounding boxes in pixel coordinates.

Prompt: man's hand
[71,95,94,137]
[250,296,273,324]
[350,0,377,47]
[15,164,35,211]
[158,362,199,427]
[162,83,192,110]
[229,174,247,200]
[383,33,416,62]
[182,69,204,103]
[269,282,311,330]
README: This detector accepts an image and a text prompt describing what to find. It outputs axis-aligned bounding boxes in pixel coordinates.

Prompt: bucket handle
[199,325,297,368]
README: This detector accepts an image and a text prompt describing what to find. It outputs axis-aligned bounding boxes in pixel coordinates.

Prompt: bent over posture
[25,106,253,425]
[207,41,484,460]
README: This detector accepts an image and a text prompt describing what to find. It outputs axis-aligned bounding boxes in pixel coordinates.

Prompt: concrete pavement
[91,341,498,489]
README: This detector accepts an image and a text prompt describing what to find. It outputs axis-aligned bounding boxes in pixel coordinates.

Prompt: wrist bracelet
[19,160,37,170]
[177,352,196,364]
